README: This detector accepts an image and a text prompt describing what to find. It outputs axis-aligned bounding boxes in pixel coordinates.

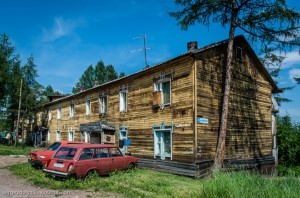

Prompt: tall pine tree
[169,0,300,169]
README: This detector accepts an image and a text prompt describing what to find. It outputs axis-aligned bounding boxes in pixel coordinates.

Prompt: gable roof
[46,35,279,106]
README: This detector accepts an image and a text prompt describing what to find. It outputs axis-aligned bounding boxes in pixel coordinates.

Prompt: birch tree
[169,0,300,169]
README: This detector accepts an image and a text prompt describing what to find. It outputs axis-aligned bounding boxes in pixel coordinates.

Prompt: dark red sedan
[28,141,88,167]
[43,144,137,178]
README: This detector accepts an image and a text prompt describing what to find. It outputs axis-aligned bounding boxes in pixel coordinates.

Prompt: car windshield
[54,147,78,160]
[48,142,61,151]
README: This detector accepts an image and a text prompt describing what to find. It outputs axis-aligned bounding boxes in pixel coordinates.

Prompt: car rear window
[48,142,61,151]
[54,147,78,160]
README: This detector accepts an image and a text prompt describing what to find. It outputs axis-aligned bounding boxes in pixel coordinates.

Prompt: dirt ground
[0,155,123,198]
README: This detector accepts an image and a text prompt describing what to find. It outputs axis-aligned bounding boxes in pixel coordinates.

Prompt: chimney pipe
[187,41,198,52]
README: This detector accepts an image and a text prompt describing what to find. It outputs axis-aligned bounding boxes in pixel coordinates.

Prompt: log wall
[44,55,196,163]
[196,41,273,162]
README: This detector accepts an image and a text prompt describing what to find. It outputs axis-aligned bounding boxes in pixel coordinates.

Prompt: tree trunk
[214,12,237,169]
[14,78,22,147]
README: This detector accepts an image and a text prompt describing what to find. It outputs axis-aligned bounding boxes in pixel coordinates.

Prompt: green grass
[0,144,38,155]
[9,163,300,198]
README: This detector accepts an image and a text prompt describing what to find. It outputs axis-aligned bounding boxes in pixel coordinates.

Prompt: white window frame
[86,99,91,116]
[57,104,62,119]
[99,96,108,114]
[154,79,171,107]
[48,109,52,121]
[47,130,50,142]
[56,131,61,141]
[68,129,74,141]
[119,91,128,112]
[70,103,75,118]
[84,132,90,142]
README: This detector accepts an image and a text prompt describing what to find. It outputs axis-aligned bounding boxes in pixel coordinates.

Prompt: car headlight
[38,155,46,159]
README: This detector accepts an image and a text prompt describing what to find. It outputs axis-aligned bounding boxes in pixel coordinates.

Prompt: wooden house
[36,35,279,177]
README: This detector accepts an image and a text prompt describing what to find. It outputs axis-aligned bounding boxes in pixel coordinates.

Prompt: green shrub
[277,116,300,167]
[278,166,300,177]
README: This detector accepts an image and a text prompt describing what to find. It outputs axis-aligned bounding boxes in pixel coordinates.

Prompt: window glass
[79,148,95,160]
[110,148,123,157]
[57,105,62,119]
[99,96,107,113]
[69,131,74,141]
[86,99,91,115]
[70,103,75,118]
[95,148,109,158]
[56,131,61,141]
[48,142,61,151]
[162,81,171,104]
[120,92,127,112]
[54,147,77,160]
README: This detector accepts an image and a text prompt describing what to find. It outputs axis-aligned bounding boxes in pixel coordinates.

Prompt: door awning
[80,121,115,133]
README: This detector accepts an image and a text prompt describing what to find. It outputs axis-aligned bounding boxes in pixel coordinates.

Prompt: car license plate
[54,163,64,168]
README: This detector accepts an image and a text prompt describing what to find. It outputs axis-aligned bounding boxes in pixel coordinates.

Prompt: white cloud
[281,50,300,69]
[42,17,82,42]
[289,68,300,81]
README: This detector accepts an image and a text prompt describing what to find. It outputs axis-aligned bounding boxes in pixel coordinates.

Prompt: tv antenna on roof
[129,34,151,68]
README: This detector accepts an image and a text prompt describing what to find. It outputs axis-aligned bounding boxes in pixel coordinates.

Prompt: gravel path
[0,155,123,198]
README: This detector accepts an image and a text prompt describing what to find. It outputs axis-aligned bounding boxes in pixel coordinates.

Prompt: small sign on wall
[103,134,115,143]
[197,117,209,124]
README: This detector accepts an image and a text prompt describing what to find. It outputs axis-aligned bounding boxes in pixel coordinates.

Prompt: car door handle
[96,160,99,162]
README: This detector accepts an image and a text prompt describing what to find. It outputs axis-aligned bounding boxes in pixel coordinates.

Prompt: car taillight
[44,161,50,168]
[68,163,74,172]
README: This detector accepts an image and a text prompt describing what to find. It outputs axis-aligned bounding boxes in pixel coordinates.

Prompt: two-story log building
[36,35,279,177]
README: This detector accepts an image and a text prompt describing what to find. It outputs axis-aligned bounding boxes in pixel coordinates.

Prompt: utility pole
[15,78,22,147]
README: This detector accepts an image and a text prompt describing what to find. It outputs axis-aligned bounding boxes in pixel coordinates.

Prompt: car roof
[57,141,89,144]
[59,143,117,149]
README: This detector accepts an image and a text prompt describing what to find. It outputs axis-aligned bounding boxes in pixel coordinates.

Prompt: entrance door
[154,130,171,160]
[90,132,101,144]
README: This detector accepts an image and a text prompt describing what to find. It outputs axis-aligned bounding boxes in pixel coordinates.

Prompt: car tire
[127,163,136,170]
[85,169,98,179]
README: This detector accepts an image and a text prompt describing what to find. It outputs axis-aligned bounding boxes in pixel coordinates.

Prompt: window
[154,80,171,107]
[120,91,127,112]
[57,105,62,119]
[48,109,52,121]
[70,103,75,118]
[236,46,243,62]
[110,148,123,157]
[86,99,91,116]
[56,131,61,141]
[69,130,74,141]
[95,148,109,158]
[79,148,95,160]
[99,96,107,114]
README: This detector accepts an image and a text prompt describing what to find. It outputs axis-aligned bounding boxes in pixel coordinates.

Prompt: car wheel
[127,163,136,170]
[85,169,98,179]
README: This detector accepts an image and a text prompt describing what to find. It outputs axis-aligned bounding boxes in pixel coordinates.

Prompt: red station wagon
[28,141,88,167]
[43,144,137,178]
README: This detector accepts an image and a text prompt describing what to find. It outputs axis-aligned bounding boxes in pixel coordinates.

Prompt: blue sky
[1,0,300,122]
